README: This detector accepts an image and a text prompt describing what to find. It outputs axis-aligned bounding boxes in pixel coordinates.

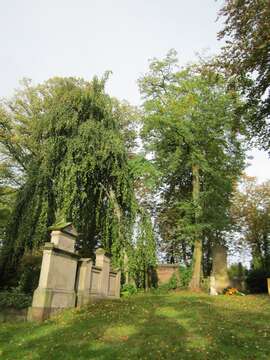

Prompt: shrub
[17,251,42,294]
[167,273,178,290]
[0,289,32,309]
[121,283,138,297]
[151,273,179,294]
[179,266,192,288]
[246,268,270,293]
[228,263,246,280]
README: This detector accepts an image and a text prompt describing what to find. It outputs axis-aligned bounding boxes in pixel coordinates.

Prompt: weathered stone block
[29,225,121,321]
[211,245,230,294]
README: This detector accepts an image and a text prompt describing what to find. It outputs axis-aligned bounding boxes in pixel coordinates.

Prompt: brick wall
[156,264,179,284]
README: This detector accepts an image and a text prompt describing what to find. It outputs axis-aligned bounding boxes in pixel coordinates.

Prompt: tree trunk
[189,239,203,290]
[189,163,202,290]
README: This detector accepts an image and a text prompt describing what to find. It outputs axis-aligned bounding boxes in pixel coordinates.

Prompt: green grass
[0,291,270,359]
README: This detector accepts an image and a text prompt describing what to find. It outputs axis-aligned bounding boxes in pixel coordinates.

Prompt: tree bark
[189,163,203,290]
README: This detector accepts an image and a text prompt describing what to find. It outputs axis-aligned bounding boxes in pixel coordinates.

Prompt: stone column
[211,244,230,294]
[209,275,218,295]
[115,270,121,298]
[76,258,93,306]
[95,248,111,297]
[28,224,79,321]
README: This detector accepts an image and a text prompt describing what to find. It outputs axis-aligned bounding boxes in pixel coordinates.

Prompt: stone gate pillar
[76,258,93,306]
[28,223,79,321]
[95,248,111,297]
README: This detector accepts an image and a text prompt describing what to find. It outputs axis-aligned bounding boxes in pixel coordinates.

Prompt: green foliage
[218,0,270,150]
[127,211,157,288]
[0,289,32,309]
[0,171,16,245]
[121,283,138,297]
[0,76,136,286]
[128,154,160,209]
[139,51,246,271]
[227,263,246,281]
[231,176,270,271]
[166,273,178,290]
[246,268,270,294]
[16,251,42,294]
[152,273,180,294]
[179,266,192,288]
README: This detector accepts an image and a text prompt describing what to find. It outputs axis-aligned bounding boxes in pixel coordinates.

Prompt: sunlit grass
[0,291,270,359]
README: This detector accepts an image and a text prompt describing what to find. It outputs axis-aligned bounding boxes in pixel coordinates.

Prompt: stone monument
[28,223,121,321]
[29,223,79,321]
[210,244,230,294]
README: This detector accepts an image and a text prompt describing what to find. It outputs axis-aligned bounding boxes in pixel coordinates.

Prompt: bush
[228,263,246,280]
[17,251,42,294]
[167,273,178,290]
[121,283,138,297]
[179,266,192,288]
[0,289,32,309]
[151,273,179,294]
[246,268,270,293]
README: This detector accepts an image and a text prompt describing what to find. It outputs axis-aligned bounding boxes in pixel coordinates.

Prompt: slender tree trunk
[189,163,203,290]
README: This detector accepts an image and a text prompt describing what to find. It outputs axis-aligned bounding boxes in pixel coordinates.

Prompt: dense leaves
[0,76,137,286]
[231,175,270,271]
[139,51,247,286]
[218,0,270,150]
[0,289,32,309]
[127,212,157,288]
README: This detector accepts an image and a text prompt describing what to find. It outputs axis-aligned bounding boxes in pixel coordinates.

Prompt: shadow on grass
[0,293,270,359]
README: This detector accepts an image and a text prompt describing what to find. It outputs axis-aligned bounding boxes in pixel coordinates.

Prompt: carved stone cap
[48,222,78,238]
[95,248,111,258]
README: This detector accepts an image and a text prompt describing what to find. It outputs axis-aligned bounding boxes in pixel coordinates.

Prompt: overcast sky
[1,0,269,182]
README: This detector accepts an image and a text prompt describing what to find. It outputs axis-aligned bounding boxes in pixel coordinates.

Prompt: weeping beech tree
[0,76,138,286]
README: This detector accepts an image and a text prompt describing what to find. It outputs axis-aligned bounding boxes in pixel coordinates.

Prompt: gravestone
[76,249,121,306]
[29,223,121,321]
[211,244,230,294]
[28,223,79,321]
[209,275,218,295]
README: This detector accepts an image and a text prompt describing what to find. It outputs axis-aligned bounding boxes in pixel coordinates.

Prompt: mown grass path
[0,291,270,359]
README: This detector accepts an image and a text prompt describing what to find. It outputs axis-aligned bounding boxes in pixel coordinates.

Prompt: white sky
[1,0,269,182]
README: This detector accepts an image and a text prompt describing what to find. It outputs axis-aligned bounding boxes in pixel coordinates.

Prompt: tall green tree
[218,0,270,151]
[139,50,246,289]
[231,175,270,269]
[127,211,157,289]
[0,76,136,286]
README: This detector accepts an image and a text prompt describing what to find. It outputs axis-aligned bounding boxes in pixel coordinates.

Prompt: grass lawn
[0,291,270,359]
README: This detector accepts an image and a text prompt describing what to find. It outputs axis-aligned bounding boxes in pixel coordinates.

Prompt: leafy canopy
[0,76,136,285]
[218,0,270,151]
[139,50,246,264]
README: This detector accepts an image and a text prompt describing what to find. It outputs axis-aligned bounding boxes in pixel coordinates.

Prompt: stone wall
[76,249,120,307]
[28,224,120,321]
